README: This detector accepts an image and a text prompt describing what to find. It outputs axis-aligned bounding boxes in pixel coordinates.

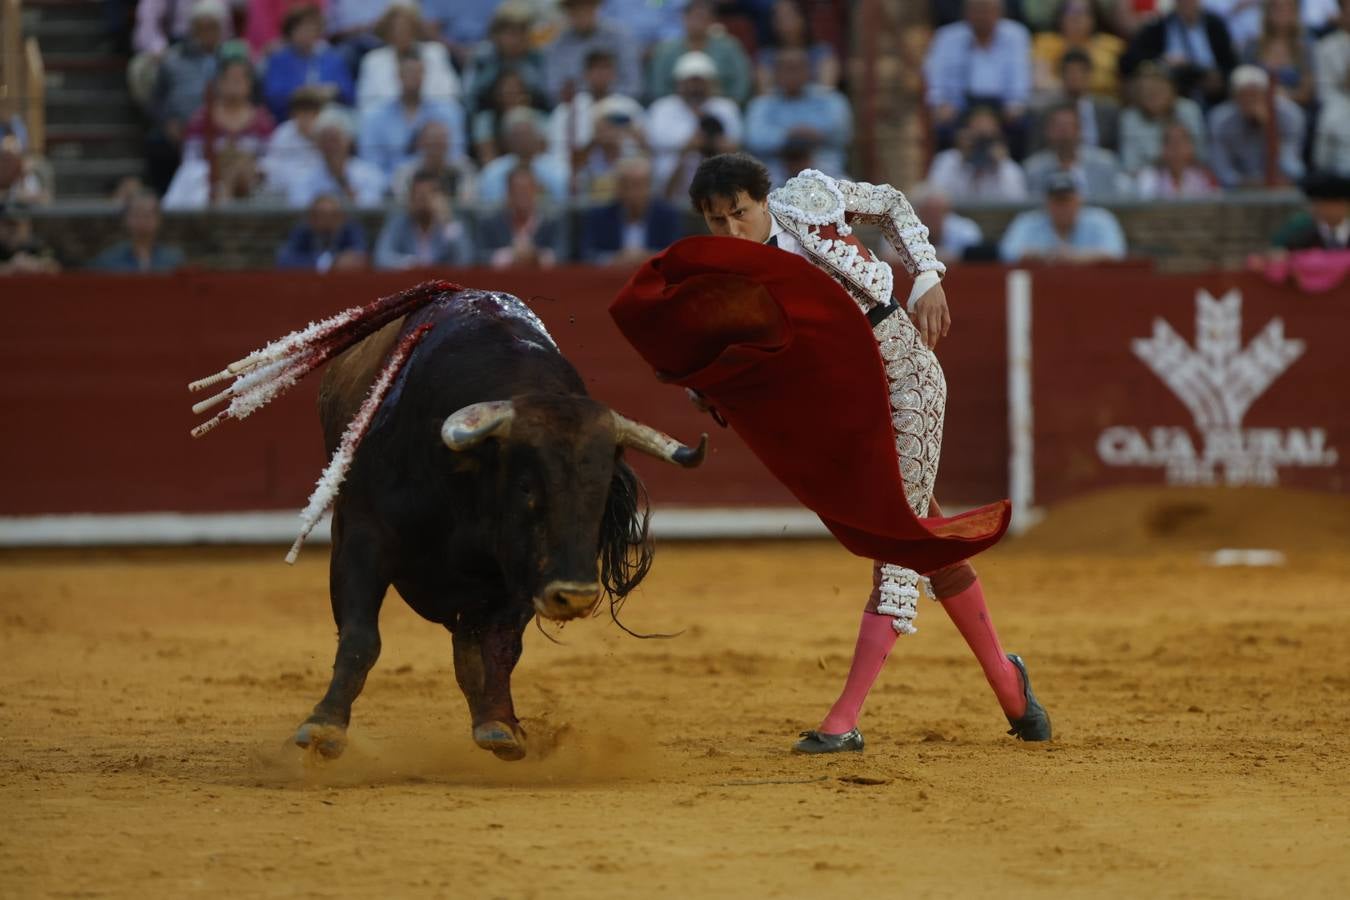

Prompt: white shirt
[355,44,461,112]
[1319,218,1350,249]
[645,94,743,192]
[767,214,939,313]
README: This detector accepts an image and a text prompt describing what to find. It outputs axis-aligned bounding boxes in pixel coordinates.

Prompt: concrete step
[51,156,145,198]
[45,88,138,127]
[23,15,111,54]
[20,0,105,22]
[42,53,129,91]
[45,123,144,160]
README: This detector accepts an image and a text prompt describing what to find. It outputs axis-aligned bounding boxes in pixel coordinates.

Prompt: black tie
[766,234,779,248]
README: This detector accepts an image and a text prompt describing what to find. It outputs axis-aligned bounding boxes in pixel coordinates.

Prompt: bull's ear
[441,401,516,451]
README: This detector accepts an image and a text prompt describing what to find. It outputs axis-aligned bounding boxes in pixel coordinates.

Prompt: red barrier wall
[0,267,1006,516]
[1025,268,1348,504]
[4,267,1338,520]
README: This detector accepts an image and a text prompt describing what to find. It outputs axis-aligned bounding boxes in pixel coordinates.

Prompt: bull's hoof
[295,721,348,759]
[473,721,526,761]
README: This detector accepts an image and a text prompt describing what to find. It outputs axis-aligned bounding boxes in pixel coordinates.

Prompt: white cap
[1231,65,1270,91]
[673,51,718,82]
[314,107,354,137]
[189,0,229,24]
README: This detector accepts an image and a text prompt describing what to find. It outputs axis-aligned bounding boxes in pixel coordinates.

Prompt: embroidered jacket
[767,169,945,314]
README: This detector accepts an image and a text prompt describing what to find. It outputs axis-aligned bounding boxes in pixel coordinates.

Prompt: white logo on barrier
[1097,290,1338,485]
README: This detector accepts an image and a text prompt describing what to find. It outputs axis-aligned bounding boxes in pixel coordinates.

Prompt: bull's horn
[442,401,516,450]
[612,412,708,468]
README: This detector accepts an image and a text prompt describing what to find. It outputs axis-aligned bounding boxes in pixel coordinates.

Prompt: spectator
[276,193,370,270]
[1023,103,1127,198]
[0,136,50,206]
[1271,172,1350,250]
[995,0,1126,34]
[1118,63,1208,174]
[573,97,647,201]
[326,0,400,68]
[472,70,549,164]
[476,109,570,206]
[182,57,276,163]
[89,192,186,273]
[1033,50,1120,152]
[164,58,278,209]
[1313,0,1350,176]
[923,0,1032,157]
[1031,0,1125,101]
[999,171,1127,262]
[548,49,646,169]
[288,109,388,207]
[648,0,754,105]
[1134,120,1220,198]
[478,167,566,268]
[374,170,475,269]
[245,0,332,56]
[745,48,852,183]
[544,0,642,103]
[1208,65,1306,188]
[391,120,479,203]
[461,4,548,119]
[134,0,234,56]
[1202,0,1264,50]
[0,203,60,274]
[422,0,503,65]
[259,5,354,121]
[144,0,228,192]
[260,85,326,194]
[925,105,1029,202]
[358,53,466,177]
[355,3,461,112]
[755,0,840,94]
[0,114,26,149]
[600,0,688,52]
[1119,0,1237,107]
[917,185,986,263]
[647,51,744,200]
[579,156,682,264]
[880,183,985,265]
[1242,0,1316,108]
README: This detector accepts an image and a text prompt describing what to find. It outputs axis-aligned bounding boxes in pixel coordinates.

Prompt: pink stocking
[819,612,899,734]
[939,579,1026,719]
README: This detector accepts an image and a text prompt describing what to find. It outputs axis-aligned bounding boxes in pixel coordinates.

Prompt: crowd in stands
[3,0,1350,276]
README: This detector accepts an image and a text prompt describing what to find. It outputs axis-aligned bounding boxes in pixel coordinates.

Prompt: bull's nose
[538,581,601,620]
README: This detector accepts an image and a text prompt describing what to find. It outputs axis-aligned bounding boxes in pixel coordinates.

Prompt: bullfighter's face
[701,191,772,244]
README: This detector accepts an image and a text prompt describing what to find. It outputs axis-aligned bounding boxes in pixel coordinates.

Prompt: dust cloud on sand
[3,487,1349,898]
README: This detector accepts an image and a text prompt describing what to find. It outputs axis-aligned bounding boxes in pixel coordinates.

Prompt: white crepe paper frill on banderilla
[186,280,458,562]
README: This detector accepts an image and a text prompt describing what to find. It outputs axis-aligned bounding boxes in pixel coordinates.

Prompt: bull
[291,289,706,761]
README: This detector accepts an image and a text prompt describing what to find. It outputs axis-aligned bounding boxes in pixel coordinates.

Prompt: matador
[611,153,1051,753]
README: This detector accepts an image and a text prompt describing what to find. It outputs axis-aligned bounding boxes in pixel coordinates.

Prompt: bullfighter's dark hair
[688,153,772,213]
[597,456,657,636]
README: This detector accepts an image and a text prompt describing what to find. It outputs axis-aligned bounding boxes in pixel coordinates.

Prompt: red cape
[610,236,1010,574]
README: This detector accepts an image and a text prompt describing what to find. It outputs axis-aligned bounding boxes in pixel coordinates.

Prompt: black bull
[294,291,706,761]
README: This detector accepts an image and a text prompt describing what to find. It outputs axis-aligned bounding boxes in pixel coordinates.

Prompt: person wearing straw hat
[610,153,1052,753]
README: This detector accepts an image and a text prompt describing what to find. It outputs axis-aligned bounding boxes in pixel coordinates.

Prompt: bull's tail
[187,279,460,562]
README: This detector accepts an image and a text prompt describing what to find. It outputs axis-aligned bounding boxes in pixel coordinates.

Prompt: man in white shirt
[645,51,743,199]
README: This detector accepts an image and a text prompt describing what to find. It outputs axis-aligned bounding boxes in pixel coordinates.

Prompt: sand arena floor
[2,488,1349,898]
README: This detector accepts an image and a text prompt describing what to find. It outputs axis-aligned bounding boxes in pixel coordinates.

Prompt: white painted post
[1006,269,1039,534]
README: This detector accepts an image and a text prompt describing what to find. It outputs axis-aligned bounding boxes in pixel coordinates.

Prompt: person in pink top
[245,0,331,56]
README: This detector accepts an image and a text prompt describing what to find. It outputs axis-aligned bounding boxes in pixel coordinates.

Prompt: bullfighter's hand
[911,282,952,350]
